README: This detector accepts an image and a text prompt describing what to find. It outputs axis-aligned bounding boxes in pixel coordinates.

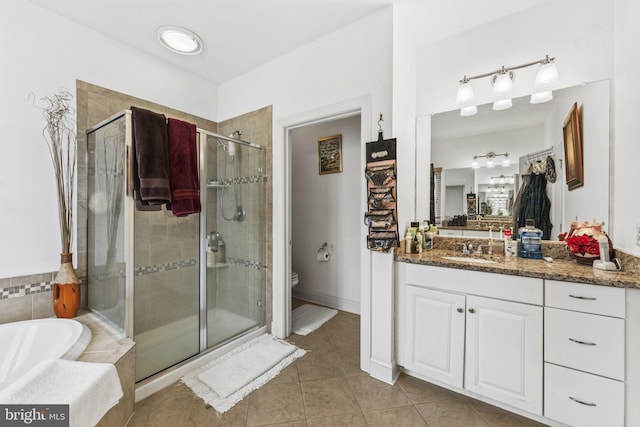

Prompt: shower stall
[86,110,267,382]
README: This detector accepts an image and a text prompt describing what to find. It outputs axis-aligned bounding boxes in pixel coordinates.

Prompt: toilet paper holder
[317,242,331,262]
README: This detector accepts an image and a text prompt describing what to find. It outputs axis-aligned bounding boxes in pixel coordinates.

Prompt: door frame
[272,96,372,350]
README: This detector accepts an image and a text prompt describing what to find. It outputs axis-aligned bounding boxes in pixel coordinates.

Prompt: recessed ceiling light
[156,26,203,55]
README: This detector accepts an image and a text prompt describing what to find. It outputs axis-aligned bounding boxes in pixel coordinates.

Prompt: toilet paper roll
[317,249,330,262]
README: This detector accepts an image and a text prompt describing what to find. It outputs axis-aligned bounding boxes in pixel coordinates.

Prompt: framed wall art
[318,134,343,175]
[562,102,584,191]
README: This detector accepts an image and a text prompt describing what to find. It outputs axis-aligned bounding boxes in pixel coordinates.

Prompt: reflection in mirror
[429,80,610,241]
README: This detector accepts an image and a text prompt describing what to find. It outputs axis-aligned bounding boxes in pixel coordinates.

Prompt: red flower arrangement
[565,234,600,256]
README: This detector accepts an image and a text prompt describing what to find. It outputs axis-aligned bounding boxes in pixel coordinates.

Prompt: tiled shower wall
[0,81,273,330]
[218,107,273,329]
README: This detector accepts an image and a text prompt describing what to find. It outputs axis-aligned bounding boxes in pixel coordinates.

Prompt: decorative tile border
[0,277,86,300]
[132,257,268,276]
[227,257,268,271]
[135,259,198,276]
[220,174,270,186]
[0,255,269,299]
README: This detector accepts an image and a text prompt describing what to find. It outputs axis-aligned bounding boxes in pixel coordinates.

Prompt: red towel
[167,118,201,217]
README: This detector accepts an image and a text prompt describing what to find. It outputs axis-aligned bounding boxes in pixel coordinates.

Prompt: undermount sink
[441,256,497,264]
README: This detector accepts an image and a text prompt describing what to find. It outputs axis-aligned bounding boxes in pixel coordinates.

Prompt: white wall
[416,0,613,116]
[614,0,640,256]
[432,126,545,170]
[216,8,392,125]
[290,116,360,313]
[216,8,393,343]
[414,0,616,240]
[542,81,610,234]
[0,0,218,278]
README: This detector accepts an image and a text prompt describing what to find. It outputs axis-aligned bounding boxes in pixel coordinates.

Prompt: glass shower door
[205,135,265,348]
[87,115,127,331]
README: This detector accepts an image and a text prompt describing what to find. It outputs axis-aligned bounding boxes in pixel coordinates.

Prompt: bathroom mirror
[429,80,610,240]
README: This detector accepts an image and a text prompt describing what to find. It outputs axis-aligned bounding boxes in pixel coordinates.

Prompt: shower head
[227,130,242,158]
[227,141,236,158]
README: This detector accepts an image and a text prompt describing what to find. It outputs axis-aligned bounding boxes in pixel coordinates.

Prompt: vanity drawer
[545,280,625,317]
[545,363,624,427]
[544,307,624,380]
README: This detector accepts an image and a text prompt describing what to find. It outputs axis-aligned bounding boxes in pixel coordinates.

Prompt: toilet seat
[291,271,299,287]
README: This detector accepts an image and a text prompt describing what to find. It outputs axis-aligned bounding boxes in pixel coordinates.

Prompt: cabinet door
[405,286,465,388]
[465,295,543,415]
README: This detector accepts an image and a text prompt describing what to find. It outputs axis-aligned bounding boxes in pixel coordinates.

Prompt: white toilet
[291,271,299,288]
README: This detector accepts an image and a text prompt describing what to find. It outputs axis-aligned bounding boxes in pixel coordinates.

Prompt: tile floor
[129,301,547,426]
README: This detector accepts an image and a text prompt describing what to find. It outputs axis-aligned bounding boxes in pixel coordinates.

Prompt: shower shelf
[207,181,228,189]
[208,263,229,268]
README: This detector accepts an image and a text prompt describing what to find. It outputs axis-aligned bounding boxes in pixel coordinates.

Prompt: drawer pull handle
[569,338,597,346]
[468,308,476,314]
[569,294,597,301]
[457,308,464,313]
[569,396,597,407]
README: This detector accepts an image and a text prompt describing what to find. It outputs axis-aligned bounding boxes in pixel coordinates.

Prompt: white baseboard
[292,288,360,315]
[369,358,400,385]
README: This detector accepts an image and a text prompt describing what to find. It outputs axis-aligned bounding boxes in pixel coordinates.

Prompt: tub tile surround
[0,272,74,323]
[396,236,640,288]
[75,311,136,427]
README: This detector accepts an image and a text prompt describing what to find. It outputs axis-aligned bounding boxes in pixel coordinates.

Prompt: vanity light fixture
[490,174,514,184]
[472,152,509,169]
[157,26,203,55]
[455,55,559,116]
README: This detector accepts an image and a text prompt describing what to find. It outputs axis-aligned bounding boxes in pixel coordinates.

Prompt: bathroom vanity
[394,249,638,427]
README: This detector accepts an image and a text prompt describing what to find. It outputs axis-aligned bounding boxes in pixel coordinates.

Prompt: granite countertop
[395,249,640,289]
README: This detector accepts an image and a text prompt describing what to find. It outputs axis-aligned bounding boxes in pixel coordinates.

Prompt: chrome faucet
[475,244,489,255]
[460,243,470,255]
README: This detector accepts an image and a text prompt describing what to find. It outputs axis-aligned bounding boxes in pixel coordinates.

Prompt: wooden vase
[53,253,80,318]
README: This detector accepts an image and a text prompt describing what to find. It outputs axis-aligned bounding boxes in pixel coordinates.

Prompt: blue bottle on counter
[518,219,543,259]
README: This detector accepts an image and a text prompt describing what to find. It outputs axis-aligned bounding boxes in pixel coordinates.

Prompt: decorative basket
[565,233,614,265]
[568,251,599,265]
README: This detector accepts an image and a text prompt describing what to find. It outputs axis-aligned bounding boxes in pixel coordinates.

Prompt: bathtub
[0,318,91,390]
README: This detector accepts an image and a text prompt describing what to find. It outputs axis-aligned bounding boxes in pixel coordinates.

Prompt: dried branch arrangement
[38,89,77,254]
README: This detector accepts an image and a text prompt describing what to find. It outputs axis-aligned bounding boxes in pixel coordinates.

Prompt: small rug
[292,304,338,336]
[182,334,305,413]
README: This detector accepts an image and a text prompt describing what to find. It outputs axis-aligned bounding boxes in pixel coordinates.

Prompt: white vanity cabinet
[404,286,465,388]
[400,263,543,415]
[464,295,542,414]
[543,280,625,427]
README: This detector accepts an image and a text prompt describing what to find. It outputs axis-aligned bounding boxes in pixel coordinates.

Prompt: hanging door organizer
[365,132,398,252]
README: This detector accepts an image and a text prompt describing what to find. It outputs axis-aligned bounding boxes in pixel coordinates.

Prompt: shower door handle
[125,145,131,197]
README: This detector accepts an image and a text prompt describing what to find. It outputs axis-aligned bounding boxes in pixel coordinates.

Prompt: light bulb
[493,99,512,110]
[460,105,477,117]
[492,71,513,111]
[456,80,477,117]
[456,81,474,104]
[531,59,559,104]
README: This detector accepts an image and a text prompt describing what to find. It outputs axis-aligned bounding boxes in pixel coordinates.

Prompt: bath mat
[182,334,305,413]
[292,304,338,336]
